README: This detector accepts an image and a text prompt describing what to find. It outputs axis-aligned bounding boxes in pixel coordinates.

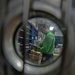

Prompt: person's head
[38,22,50,34]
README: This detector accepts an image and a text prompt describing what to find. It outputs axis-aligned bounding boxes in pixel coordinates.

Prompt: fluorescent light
[50,27,54,30]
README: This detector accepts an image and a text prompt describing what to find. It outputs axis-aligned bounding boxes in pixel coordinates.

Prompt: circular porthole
[14,13,64,66]
[3,0,68,75]
[3,11,65,74]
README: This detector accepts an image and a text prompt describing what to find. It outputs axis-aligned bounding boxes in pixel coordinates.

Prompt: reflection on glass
[15,17,63,65]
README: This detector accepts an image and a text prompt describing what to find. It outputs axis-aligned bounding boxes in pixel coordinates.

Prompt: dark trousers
[41,53,53,63]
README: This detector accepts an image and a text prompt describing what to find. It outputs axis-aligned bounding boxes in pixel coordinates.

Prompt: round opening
[14,11,64,66]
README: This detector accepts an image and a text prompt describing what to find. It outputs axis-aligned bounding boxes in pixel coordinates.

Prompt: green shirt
[37,31,55,55]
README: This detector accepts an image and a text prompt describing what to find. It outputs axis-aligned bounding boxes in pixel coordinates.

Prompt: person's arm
[38,42,43,47]
[37,35,53,53]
